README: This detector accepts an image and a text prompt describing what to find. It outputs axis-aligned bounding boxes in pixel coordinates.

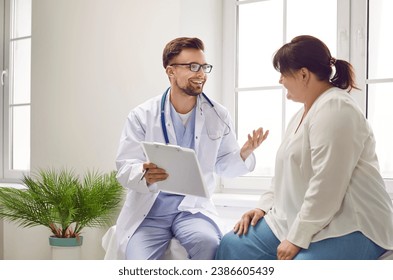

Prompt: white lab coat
[115,90,256,258]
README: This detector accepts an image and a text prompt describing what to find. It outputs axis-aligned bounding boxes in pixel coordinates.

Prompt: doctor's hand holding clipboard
[139,127,268,188]
[139,162,168,186]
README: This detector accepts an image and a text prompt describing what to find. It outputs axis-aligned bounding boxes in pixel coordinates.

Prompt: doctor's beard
[176,80,205,97]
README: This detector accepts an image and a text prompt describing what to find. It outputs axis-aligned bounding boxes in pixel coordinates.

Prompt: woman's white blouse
[258,88,393,250]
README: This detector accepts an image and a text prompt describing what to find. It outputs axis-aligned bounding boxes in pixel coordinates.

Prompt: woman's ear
[300,67,310,82]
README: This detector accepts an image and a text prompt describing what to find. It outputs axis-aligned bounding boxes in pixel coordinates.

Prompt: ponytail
[330,59,359,92]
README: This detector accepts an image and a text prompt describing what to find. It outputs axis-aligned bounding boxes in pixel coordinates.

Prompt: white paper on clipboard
[141,141,209,198]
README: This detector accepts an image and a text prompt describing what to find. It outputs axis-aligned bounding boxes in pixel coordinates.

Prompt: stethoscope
[160,87,215,144]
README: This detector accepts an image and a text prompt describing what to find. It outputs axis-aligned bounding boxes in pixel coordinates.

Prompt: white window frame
[0,0,5,179]
[220,0,393,197]
[357,0,393,195]
[1,0,31,182]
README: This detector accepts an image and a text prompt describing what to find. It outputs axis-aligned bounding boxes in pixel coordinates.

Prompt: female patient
[216,35,393,260]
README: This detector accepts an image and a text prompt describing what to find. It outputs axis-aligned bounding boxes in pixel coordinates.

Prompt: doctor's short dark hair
[162,37,205,69]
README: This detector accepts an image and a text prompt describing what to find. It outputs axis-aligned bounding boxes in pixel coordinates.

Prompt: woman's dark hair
[162,37,205,69]
[272,35,359,92]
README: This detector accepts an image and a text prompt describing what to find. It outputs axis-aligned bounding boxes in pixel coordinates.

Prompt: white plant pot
[49,236,83,260]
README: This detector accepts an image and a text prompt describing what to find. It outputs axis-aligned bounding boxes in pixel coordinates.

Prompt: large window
[366,0,393,182]
[1,0,31,181]
[221,0,393,196]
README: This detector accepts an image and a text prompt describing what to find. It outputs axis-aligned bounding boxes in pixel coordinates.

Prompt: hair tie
[330,57,336,66]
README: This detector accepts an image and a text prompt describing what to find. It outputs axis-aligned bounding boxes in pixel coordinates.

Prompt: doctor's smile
[190,79,205,89]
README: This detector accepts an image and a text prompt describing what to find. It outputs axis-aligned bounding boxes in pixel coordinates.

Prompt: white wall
[30,0,223,174]
[3,0,223,260]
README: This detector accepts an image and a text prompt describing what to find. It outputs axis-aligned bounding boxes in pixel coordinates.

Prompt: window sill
[212,192,260,208]
[0,183,26,189]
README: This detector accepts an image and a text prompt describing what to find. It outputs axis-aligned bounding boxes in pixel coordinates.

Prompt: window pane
[12,0,32,38]
[368,0,393,79]
[287,0,337,55]
[238,90,282,176]
[12,105,31,170]
[367,83,393,178]
[11,38,31,104]
[238,1,283,87]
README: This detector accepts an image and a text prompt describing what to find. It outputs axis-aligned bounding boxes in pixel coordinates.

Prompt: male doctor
[115,37,268,260]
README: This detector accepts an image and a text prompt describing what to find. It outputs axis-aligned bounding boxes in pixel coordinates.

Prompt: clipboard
[141,141,209,198]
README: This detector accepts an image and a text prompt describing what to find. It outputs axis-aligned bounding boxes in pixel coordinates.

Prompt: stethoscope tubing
[160,87,214,144]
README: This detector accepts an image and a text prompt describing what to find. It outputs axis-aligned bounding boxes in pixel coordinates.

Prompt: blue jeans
[215,218,386,260]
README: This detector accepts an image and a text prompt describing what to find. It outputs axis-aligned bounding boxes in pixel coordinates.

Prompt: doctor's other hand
[240,127,269,161]
[233,208,265,236]
[142,162,168,185]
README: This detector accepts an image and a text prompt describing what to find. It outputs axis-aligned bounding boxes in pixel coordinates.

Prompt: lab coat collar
[164,89,206,154]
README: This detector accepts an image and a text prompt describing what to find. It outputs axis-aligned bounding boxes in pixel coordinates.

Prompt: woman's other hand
[277,240,301,260]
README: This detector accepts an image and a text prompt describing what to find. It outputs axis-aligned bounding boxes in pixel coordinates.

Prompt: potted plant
[0,168,124,259]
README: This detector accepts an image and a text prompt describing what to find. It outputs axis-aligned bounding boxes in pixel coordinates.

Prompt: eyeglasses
[170,63,213,73]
